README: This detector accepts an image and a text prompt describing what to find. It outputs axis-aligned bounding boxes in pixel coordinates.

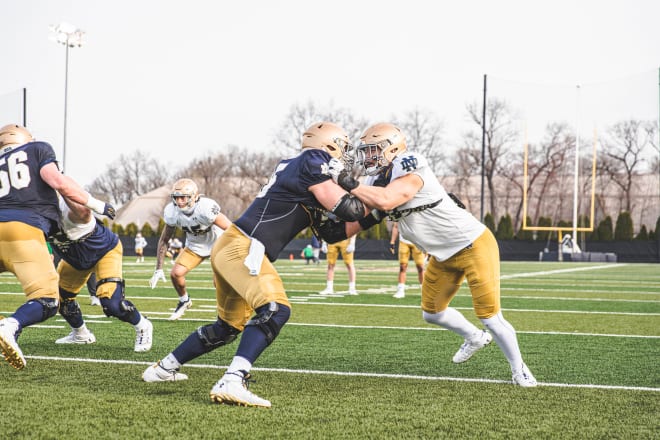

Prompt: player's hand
[337,170,360,192]
[389,243,395,254]
[321,242,328,253]
[103,203,116,219]
[346,242,355,253]
[327,158,345,183]
[149,269,166,289]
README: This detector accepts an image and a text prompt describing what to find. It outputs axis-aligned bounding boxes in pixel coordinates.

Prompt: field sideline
[1,259,658,439]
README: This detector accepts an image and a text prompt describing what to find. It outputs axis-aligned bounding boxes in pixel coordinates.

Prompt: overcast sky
[2,0,659,186]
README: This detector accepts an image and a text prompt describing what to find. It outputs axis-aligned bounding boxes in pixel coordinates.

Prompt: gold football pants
[57,241,124,299]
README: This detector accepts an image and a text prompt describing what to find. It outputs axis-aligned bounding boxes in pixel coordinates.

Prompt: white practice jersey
[163,197,223,257]
[59,198,95,239]
[366,151,485,262]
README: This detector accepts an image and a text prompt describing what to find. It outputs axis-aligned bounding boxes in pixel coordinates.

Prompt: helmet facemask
[356,139,392,176]
[171,179,199,214]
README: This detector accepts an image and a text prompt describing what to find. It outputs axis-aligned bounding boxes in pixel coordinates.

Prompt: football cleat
[168,299,193,321]
[142,361,189,382]
[0,317,26,370]
[393,289,405,299]
[134,319,153,352]
[210,370,271,408]
[56,328,96,344]
[90,296,101,306]
[318,288,334,295]
[512,363,538,387]
[452,330,493,363]
[347,289,358,296]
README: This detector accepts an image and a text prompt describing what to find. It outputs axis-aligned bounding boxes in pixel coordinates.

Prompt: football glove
[321,241,328,253]
[389,243,396,254]
[346,241,355,253]
[337,170,360,192]
[327,158,345,182]
[103,203,117,219]
[149,269,166,289]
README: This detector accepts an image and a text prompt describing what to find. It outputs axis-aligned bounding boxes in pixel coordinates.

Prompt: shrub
[614,211,634,240]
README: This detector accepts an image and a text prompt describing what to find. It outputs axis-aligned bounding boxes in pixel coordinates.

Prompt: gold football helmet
[301,121,352,160]
[0,124,33,149]
[171,178,199,214]
[356,123,407,176]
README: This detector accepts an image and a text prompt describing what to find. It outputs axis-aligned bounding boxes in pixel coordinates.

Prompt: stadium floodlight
[49,22,85,174]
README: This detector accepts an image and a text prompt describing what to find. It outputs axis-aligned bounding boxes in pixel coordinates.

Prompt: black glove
[389,243,395,254]
[337,170,360,192]
[103,203,116,220]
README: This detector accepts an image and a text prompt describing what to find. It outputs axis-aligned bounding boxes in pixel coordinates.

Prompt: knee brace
[36,298,59,320]
[99,279,138,323]
[245,302,290,345]
[59,298,84,328]
[196,319,241,349]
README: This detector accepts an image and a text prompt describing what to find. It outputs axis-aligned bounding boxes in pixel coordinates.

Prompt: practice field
[1,260,658,439]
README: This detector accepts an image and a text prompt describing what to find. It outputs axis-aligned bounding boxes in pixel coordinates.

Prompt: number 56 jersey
[163,196,223,257]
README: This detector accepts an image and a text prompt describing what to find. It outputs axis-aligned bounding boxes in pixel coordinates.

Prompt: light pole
[49,22,84,173]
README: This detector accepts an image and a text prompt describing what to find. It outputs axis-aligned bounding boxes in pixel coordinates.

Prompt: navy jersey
[0,141,61,234]
[50,221,120,271]
[234,149,333,261]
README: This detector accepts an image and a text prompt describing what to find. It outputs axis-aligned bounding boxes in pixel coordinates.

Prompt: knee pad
[36,298,59,320]
[100,279,135,321]
[245,302,290,345]
[196,319,241,349]
[59,299,82,319]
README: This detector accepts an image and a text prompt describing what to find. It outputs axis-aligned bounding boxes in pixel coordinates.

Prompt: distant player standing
[134,232,147,263]
[389,221,426,299]
[149,178,231,320]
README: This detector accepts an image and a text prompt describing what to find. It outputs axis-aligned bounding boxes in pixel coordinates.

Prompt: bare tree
[88,150,170,205]
[273,100,368,155]
[457,98,519,220]
[393,108,447,174]
[599,119,655,212]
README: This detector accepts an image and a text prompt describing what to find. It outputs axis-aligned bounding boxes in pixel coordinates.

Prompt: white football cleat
[56,328,96,344]
[142,361,189,382]
[512,363,538,387]
[0,318,25,370]
[168,299,192,321]
[318,288,334,295]
[393,289,405,299]
[134,319,153,352]
[210,370,271,408]
[452,330,493,363]
[90,296,101,306]
[347,289,358,296]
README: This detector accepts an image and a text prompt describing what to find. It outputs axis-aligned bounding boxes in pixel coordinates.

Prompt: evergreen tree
[635,225,648,240]
[125,223,138,237]
[614,211,634,240]
[596,216,614,241]
[516,216,534,240]
[496,214,514,239]
[537,216,552,241]
[483,213,496,234]
[141,222,155,237]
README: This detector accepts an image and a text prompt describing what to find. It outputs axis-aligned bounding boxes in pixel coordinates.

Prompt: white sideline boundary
[24,355,660,393]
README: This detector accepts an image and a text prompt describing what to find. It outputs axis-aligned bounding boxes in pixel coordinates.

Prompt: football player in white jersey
[334,122,537,387]
[149,178,231,320]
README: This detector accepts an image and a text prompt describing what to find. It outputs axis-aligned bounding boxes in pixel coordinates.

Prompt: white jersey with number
[366,151,485,262]
[163,197,223,257]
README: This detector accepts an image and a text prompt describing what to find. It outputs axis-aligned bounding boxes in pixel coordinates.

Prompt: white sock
[161,353,182,370]
[423,308,480,339]
[480,312,523,371]
[326,281,334,291]
[133,315,149,331]
[226,356,252,375]
[180,294,189,302]
[349,281,356,290]
[74,323,89,333]
[397,283,406,291]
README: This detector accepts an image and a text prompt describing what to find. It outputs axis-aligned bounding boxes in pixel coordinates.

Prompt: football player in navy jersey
[50,197,153,352]
[143,122,372,407]
[149,178,232,320]
[0,124,115,370]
